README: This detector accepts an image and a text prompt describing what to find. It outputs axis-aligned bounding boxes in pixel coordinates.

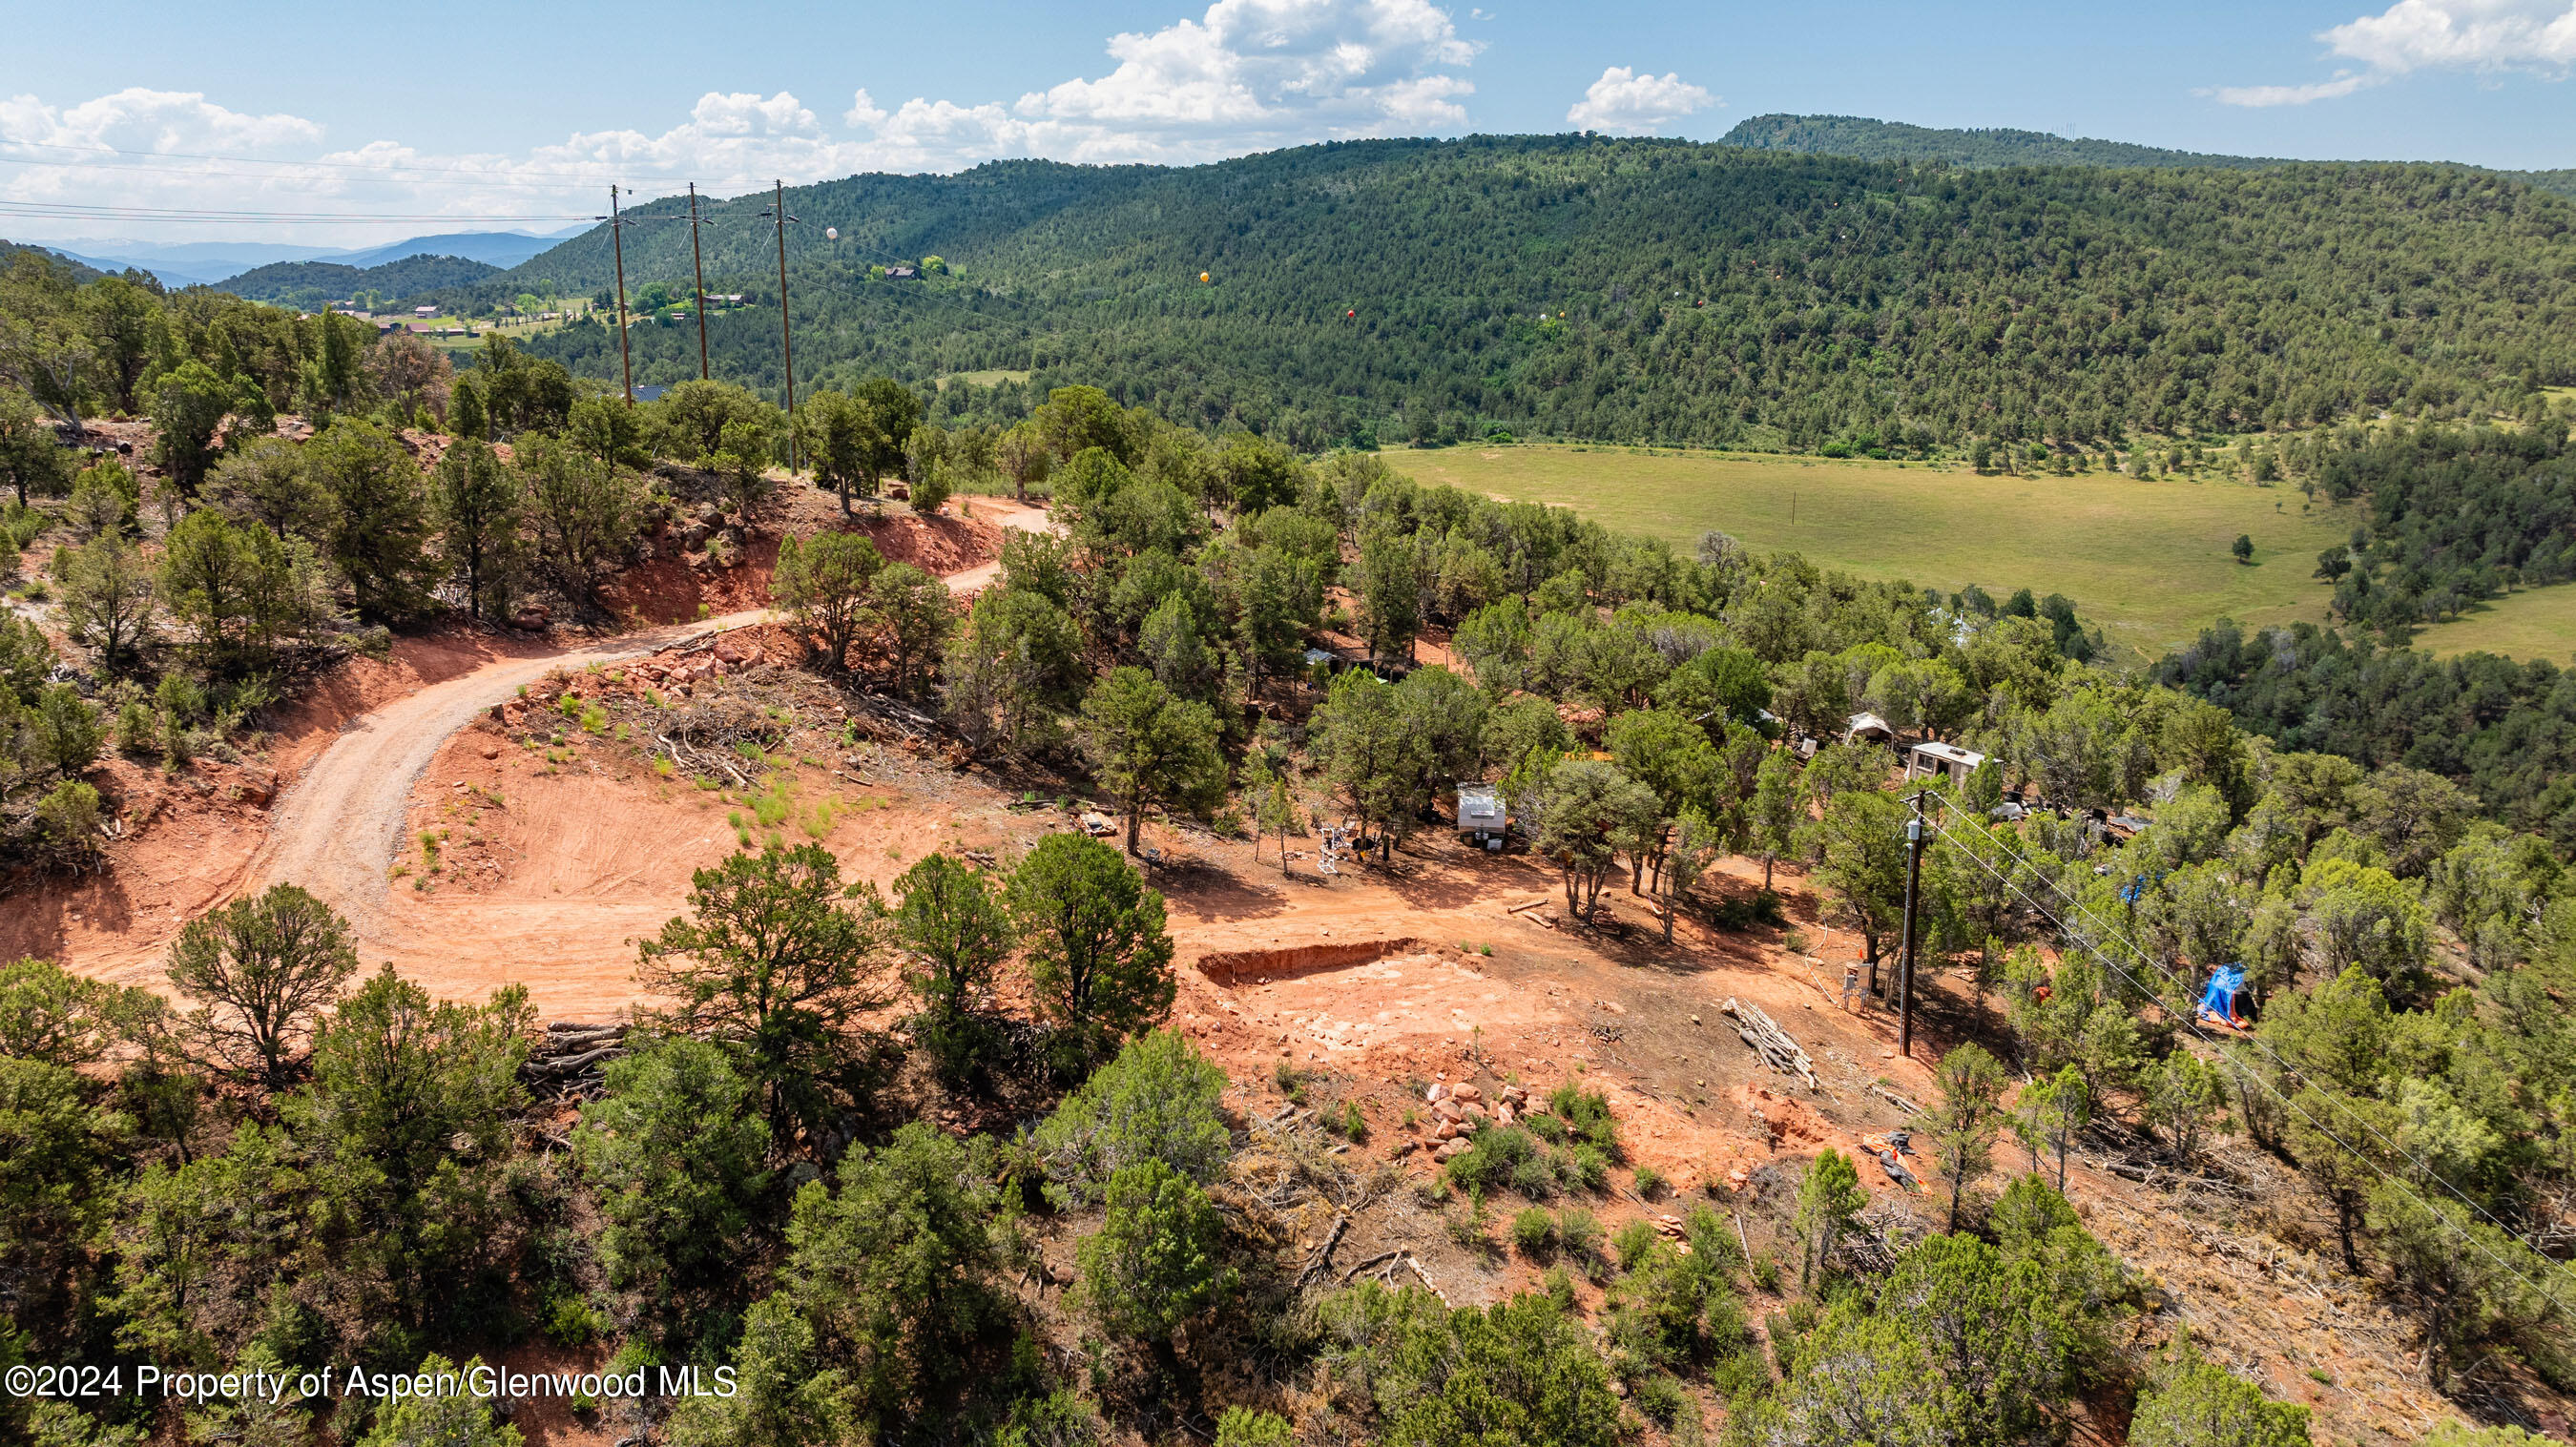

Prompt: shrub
[1631,1373,1691,1428]
[1316,1283,1622,1447]
[115,699,156,755]
[34,780,102,852]
[1079,1159,1235,1343]
[1548,1085,1621,1155]
[1565,1144,1610,1192]
[2129,1339,2311,1447]
[543,1292,605,1346]
[1443,1124,1550,1198]
[1511,1207,1558,1258]
[1444,1195,1496,1258]
[1611,1219,1658,1273]
[1523,1110,1569,1145]
[1560,1208,1608,1281]
[1604,1217,1753,1378]
[1213,1407,1295,1447]
[1633,1165,1665,1198]
[1032,1028,1229,1205]
[1543,1265,1578,1312]
[1329,1098,1368,1142]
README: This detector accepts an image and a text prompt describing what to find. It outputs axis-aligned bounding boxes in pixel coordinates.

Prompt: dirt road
[244,609,771,951]
[239,501,1052,981]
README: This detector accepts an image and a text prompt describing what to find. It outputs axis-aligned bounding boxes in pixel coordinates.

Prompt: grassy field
[2417,585,2576,663]
[935,368,1033,390]
[1383,444,2356,653]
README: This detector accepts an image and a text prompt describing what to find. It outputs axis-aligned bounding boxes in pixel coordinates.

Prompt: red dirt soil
[5,509,1020,989]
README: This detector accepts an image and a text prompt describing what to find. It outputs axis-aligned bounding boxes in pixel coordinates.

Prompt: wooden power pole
[1896,791,1929,1058]
[687,181,710,382]
[762,179,800,473]
[609,184,634,404]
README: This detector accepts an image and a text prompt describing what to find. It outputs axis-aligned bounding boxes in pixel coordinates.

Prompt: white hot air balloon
[825,226,840,241]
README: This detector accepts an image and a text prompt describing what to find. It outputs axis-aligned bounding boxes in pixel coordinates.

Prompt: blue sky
[4,0,2571,245]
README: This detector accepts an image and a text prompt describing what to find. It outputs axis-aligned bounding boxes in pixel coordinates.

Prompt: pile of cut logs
[522,1022,630,1098]
[1720,997,1818,1091]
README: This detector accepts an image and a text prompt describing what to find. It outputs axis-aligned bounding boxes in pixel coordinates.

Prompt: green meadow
[1385,444,2358,654]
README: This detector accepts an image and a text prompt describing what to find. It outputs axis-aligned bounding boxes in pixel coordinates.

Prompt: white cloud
[2219,0,2576,106]
[2211,72,2381,106]
[0,0,1485,244]
[1015,0,1480,159]
[2323,0,2576,72]
[1565,66,1715,134]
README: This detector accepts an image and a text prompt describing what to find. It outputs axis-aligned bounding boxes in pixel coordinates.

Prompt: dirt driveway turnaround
[246,609,772,958]
[256,503,1053,983]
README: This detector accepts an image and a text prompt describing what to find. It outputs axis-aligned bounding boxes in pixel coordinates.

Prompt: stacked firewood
[522,1022,631,1098]
[1721,997,1819,1091]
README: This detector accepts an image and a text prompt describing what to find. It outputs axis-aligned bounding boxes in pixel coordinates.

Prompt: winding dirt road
[243,608,772,948]
[238,498,1052,989]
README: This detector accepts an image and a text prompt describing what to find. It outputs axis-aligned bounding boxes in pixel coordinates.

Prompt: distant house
[884,265,921,280]
[414,305,438,317]
[1904,740,1987,789]
[634,383,669,403]
[1844,712,1898,747]
[712,293,745,304]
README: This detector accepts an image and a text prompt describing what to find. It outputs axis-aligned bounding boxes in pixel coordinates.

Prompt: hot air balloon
[1345,309,1356,319]
[825,226,840,241]
[1200,271,1211,282]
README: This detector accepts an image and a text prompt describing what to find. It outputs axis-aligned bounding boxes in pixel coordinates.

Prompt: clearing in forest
[1385,444,2355,653]
[2416,582,2576,664]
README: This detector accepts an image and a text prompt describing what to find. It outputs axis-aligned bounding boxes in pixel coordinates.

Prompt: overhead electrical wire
[1922,789,2557,1256]
[0,136,796,188]
[1913,797,2573,1316]
[0,198,608,226]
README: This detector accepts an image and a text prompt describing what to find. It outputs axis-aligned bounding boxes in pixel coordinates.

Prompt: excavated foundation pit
[1194,938,1424,985]
[1187,938,1575,1064]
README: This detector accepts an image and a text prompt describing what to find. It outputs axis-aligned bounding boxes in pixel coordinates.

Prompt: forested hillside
[7,238,2576,1439]
[1720,113,2576,201]
[0,238,105,284]
[1719,114,2292,172]
[218,252,501,310]
[412,135,2576,451]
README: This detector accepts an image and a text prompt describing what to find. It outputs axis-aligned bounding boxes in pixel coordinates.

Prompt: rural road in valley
[247,498,1051,971]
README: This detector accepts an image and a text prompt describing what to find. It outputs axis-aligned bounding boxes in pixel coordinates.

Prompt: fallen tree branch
[1298,1213,1352,1289]
[1340,1250,1404,1284]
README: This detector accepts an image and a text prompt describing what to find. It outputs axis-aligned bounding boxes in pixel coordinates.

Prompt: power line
[1913,802,2572,1315]
[0,154,637,193]
[0,198,600,224]
[1923,788,2556,1258]
[0,136,798,190]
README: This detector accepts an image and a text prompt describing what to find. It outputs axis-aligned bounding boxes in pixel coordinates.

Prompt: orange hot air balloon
[1200,271,1211,282]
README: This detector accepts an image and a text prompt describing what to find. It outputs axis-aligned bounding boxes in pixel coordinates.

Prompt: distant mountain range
[29,226,589,288]
[1716,114,2576,199]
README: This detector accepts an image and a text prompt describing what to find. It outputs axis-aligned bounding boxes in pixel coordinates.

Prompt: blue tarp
[2199,965,2246,1023]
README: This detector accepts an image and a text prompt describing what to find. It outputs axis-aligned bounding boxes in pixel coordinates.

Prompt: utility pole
[761,179,800,473]
[609,184,634,404]
[687,181,710,382]
[1896,791,1929,1058]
